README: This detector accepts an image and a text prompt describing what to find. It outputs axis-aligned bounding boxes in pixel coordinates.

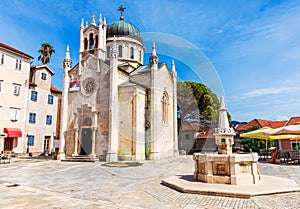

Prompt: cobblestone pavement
[0,156,300,208]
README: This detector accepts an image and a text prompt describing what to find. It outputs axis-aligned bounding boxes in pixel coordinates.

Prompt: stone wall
[118,85,146,160]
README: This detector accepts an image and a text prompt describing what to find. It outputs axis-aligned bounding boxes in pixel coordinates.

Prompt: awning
[3,128,22,138]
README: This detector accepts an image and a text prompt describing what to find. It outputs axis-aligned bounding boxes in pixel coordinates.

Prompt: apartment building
[26,65,61,155]
[0,42,33,154]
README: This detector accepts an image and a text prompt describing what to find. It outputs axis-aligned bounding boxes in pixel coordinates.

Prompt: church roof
[119,82,139,87]
[130,63,166,75]
[106,19,142,43]
[119,81,146,89]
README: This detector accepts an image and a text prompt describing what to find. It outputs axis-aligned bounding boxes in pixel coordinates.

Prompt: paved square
[0,157,300,208]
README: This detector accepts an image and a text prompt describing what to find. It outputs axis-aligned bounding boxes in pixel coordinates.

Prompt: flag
[69,81,80,91]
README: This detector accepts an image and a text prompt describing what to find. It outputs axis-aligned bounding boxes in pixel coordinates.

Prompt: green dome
[106,19,142,43]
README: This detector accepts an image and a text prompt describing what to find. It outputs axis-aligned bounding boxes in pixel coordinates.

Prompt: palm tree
[38,43,55,64]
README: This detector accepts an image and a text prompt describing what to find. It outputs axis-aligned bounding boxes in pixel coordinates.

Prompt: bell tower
[79,15,107,63]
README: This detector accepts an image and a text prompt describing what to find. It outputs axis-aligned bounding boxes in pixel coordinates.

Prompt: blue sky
[1,0,300,122]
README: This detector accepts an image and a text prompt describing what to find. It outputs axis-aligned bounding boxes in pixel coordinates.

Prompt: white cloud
[241,87,300,99]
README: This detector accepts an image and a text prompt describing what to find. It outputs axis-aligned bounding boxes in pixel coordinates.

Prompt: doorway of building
[80,128,92,155]
[4,138,13,152]
[43,136,51,155]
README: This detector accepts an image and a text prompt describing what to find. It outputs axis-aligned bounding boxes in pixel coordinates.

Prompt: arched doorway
[80,117,92,155]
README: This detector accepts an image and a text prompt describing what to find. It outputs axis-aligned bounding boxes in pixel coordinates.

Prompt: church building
[59,7,178,162]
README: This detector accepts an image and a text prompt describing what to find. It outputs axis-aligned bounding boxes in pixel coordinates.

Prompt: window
[31,90,38,101]
[84,37,88,50]
[9,107,19,121]
[118,45,122,57]
[292,142,300,150]
[41,72,47,80]
[162,92,169,124]
[15,59,22,70]
[29,112,36,123]
[0,53,4,65]
[46,115,52,125]
[48,94,54,104]
[89,33,94,49]
[95,35,98,48]
[27,135,35,146]
[139,50,142,62]
[130,47,134,59]
[13,83,21,95]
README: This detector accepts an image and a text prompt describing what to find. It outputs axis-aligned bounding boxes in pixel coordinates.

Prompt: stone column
[72,128,79,156]
[172,60,178,157]
[91,127,97,158]
[107,38,119,162]
[58,46,72,160]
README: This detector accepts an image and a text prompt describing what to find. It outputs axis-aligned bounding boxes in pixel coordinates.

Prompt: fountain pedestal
[193,96,260,185]
[193,152,260,185]
[162,96,299,196]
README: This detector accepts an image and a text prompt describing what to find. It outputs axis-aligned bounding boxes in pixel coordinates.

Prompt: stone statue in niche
[217,138,231,154]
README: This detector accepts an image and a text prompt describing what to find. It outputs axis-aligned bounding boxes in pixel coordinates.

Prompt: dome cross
[118,5,126,20]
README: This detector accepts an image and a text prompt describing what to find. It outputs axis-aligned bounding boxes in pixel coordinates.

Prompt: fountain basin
[193,152,260,185]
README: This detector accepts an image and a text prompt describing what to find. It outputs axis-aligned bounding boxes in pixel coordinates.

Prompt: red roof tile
[0,42,33,59]
[269,120,288,128]
[286,116,300,126]
[50,85,62,93]
[181,123,204,131]
[256,119,271,127]
[235,118,288,132]
[235,119,265,131]
[195,126,215,139]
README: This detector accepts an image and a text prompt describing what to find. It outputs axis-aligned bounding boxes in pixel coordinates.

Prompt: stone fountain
[193,96,260,185]
[162,96,300,197]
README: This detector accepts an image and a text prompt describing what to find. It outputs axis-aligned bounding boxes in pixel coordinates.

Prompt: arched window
[107,46,110,58]
[130,47,134,59]
[89,33,94,49]
[82,117,92,126]
[162,92,169,124]
[95,35,98,49]
[118,45,122,58]
[84,38,88,50]
[139,50,142,62]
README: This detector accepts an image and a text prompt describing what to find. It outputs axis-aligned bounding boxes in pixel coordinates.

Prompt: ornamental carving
[213,163,229,176]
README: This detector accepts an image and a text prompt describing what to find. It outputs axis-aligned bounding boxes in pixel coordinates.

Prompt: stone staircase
[62,155,96,162]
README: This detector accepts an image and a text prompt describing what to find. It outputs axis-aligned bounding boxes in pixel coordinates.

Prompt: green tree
[38,43,55,64]
[177,81,226,126]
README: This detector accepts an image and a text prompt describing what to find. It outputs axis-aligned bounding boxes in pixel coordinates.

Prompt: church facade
[59,12,178,162]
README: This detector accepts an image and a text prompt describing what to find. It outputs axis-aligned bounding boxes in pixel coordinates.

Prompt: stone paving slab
[161,174,300,198]
[1,156,300,208]
[0,183,140,209]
